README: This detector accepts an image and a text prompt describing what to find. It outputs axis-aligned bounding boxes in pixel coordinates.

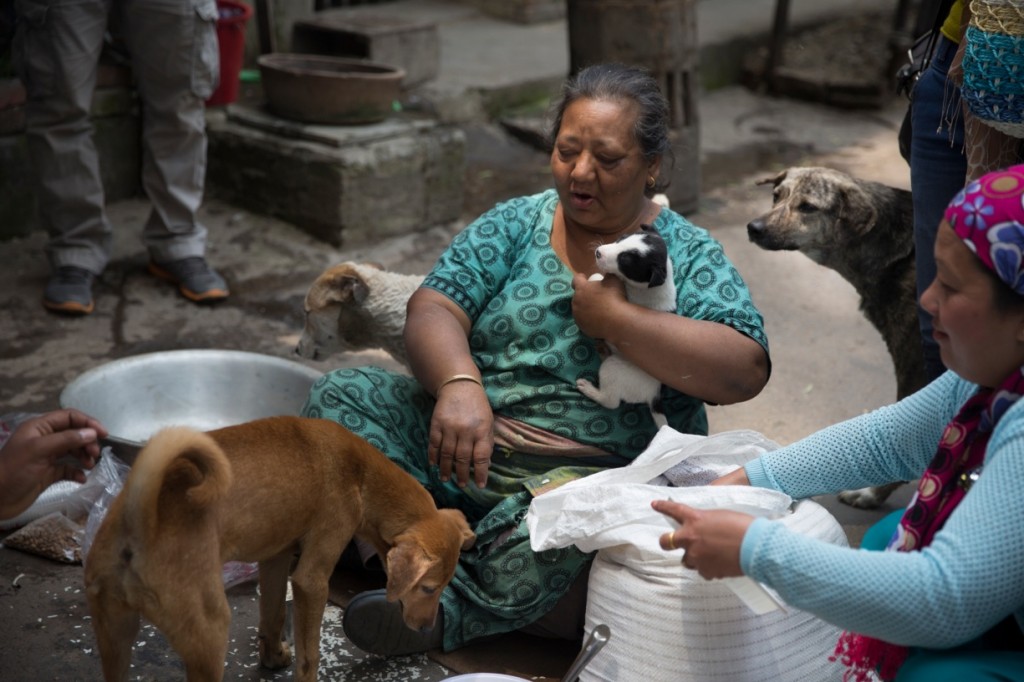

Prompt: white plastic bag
[0,414,130,532]
[528,427,788,612]
[526,428,848,682]
[79,450,258,587]
[80,452,133,563]
[0,480,85,531]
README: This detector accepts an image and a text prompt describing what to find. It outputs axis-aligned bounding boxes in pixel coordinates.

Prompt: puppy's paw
[576,378,598,399]
[838,486,883,509]
[259,637,292,669]
[839,481,904,509]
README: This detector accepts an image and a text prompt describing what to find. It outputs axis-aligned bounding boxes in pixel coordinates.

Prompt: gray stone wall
[206,111,464,246]
[457,0,565,24]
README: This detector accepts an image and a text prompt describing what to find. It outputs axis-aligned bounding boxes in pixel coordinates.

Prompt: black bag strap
[897,1,955,97]
[923,0,958,55]
[915,0,958,39]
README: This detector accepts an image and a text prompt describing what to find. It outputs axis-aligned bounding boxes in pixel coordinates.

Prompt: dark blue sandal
[342,588,444,656]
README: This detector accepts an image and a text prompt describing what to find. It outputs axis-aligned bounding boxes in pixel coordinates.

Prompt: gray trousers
[13,0,219,274]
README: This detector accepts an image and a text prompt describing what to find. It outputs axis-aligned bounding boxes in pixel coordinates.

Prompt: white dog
[296,262,424,367]
[576,224,677,427]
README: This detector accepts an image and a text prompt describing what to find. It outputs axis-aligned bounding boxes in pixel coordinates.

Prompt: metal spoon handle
[99,435,144,464]
[560,623,611,682]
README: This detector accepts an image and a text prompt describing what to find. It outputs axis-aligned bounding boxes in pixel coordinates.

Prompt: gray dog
[747,166,926,509]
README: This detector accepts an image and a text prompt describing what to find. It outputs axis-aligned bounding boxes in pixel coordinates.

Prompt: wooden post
[254,0,276,55]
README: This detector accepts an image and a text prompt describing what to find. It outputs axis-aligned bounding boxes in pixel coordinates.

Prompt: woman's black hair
[982,264,1024,312]
[548,63,675,195]
[957,238,1024,310]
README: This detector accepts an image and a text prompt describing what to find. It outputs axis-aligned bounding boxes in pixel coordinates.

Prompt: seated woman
[655,164,1024,681]
[302,62,771,655]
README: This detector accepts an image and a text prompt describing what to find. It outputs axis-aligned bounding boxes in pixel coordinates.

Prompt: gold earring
[647,175,656,188]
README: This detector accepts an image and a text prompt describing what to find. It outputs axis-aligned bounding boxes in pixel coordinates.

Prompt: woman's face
[551,97,659,235]
[921,221,1024,387]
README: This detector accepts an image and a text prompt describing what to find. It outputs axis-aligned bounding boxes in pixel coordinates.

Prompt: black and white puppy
[576,224,677,428]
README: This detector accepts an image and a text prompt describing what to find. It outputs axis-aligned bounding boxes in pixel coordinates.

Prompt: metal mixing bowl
[60,350,323,447]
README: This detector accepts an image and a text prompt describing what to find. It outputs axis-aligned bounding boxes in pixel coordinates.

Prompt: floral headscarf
[944,163,1024,293]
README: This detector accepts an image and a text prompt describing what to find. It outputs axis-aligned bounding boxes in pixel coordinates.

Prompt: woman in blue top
[655,164,1024,681]
[303,63,771,654]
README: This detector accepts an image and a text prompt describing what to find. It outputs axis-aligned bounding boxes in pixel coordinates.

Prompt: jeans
[909,36,966,383]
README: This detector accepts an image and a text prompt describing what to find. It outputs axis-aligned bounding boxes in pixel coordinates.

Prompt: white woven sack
[526,428,849,682]
[582,492,847,682]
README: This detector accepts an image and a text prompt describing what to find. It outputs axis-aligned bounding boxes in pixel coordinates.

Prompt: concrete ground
[0,0,918,679]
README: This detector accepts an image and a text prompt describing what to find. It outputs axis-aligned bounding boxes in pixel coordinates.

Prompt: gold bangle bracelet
[436,373,483,393]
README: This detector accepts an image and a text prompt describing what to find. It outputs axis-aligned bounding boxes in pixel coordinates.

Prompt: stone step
[291,10,440,87]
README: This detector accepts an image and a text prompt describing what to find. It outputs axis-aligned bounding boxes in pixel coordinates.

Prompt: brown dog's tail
[123,426,233,539]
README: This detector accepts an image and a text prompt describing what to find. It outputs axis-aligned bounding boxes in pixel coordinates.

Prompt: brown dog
[296,262,424,367]
[748,167,926,509]
[84,416,475,681]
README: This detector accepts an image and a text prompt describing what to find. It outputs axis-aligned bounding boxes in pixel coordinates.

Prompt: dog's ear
[384,538,432,602]
[648,262,667,288]
[756,169,787,188]
[461,528,476,550]
[324,273,370,305]
[440,508,476,550]
[838,183,878,237]
[643,227,669,288]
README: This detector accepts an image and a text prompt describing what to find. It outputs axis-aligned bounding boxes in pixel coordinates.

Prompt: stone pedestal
[567,0,700,214]
[206,107,464,246]
[291,11,439,87]
[459,0,565,24]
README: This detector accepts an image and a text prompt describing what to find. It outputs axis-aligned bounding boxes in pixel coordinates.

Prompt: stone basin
[256,53,405,125]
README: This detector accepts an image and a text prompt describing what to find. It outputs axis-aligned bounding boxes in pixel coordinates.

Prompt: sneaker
[148,257,229,303]
[342,588,444,656]
[43,266,95,315]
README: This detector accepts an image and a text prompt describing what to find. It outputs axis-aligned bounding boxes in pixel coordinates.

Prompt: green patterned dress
[302,190,769,650]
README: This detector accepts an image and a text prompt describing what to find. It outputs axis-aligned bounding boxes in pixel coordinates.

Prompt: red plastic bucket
[206,0,253,106]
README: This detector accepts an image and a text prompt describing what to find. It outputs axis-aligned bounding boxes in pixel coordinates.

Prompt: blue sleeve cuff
[739,516,772,575]
[743,459,775,490]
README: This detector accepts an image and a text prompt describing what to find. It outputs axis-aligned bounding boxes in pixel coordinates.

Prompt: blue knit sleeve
[738,376,1024,648]
[744,371,971,497]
